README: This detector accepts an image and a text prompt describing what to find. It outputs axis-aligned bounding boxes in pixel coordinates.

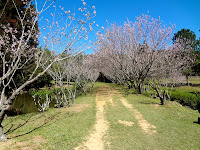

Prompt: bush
[171,91,200,110]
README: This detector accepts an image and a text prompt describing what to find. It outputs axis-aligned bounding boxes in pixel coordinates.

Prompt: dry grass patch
[65,104,91,112]
[0,135,47,150]
[118,120,135,126]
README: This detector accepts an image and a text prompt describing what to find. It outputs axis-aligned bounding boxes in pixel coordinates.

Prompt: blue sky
[38,0,200,53]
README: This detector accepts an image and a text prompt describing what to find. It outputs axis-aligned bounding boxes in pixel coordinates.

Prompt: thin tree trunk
[186,75,189,86]
[0,109,7,141]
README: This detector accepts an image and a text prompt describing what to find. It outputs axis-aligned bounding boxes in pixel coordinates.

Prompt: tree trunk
[154,86,166,105]
[186,75,189,86]
[0,109,7,141]
[160,97,166,105]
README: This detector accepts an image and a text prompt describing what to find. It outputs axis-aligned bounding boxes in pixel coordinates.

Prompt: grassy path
[76,84,158,149]
[0,83,200,149]
[118,92,157,134]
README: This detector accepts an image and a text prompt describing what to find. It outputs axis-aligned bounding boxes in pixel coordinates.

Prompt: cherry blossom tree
[96,14,193,105]
[0,0,96,141]
[45,53,99,107]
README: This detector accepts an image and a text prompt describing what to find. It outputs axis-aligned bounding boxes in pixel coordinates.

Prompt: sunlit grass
[2,83,200,150]
[177,86,200,92]
[108,84,200,150]
[2,85,98,150]
[189,76,200,84]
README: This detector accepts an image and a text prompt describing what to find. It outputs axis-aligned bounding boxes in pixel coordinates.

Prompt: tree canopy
[173,29,200,76]
[173,28,200,51]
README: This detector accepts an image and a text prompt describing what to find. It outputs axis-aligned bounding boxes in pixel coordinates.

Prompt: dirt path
[75,86,110,150]
[115,91,157,134]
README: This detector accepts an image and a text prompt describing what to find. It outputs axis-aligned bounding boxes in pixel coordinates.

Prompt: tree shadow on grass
[138,101,160,105]
[193,116,200,125]
[193,121,200,124]
[4,111,73,139]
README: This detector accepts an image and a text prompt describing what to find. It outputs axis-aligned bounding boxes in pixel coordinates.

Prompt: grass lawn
[105,84,200,150]
[189,76,200,84]
[1,82,200,149]
[1,84,100,150]
[176,86,200,93]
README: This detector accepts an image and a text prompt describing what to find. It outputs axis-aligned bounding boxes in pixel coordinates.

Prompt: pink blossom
[5,29,9,33]
[83,2,86,5]
[92,6,96,9]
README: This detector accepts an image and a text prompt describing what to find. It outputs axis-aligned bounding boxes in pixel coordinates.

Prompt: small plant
[31,89,54,112]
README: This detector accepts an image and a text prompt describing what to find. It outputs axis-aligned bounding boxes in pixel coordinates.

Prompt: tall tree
[0,0,96,141]
[0,0,42,91]
[173,29,200,84]
[0,0,53,90]
[173,29,199,50]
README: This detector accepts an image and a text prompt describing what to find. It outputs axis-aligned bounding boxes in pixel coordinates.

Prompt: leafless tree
[0,0,96,140]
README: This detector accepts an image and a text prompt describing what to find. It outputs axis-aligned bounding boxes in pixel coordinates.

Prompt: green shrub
[171,91,200,109]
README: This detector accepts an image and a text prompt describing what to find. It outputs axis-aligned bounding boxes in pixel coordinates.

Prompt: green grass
[105,96,148,149]
[2,84,99,150]
[189,76,200,84]
[107,84,200,150]
[126,94,200,149]
[176,86,200,93]
[2,83,200,149]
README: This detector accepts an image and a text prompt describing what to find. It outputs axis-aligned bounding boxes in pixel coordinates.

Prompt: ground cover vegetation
[0,83,199,149]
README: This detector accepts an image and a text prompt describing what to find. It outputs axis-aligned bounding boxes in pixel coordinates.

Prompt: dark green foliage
[0,0,39,47]
[0,0,42,92]
[192,51,200,75]
[31,88,54,100]
[170,91,200,109]
[173,28,199,51]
